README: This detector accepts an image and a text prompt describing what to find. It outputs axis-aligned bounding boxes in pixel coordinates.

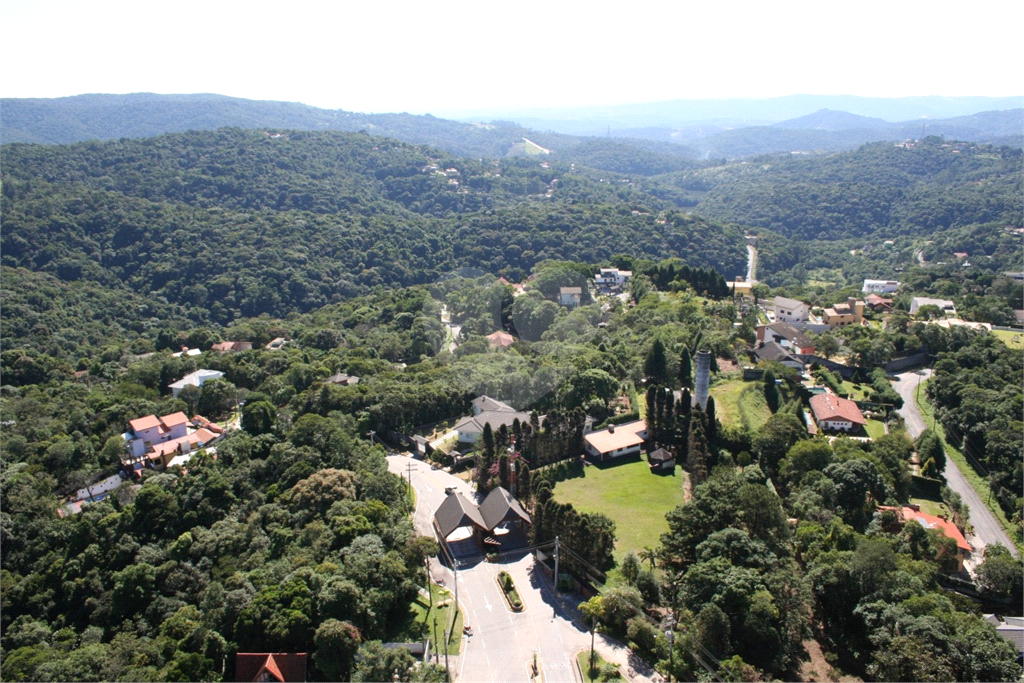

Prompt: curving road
[893,369,1018,559]
[387,454,661,683]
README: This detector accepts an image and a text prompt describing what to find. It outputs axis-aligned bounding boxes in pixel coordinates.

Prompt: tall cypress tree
[705,395,717,444]
[679,347,692,388]
[644,339,669,384]
[763,369,780,413]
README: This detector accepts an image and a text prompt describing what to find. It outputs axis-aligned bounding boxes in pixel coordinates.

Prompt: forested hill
[666,138,1023,241]
[1,129,747,341]
[0,93,703,175]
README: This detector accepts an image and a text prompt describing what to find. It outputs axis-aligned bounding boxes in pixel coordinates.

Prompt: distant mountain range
[1,93,1020,166]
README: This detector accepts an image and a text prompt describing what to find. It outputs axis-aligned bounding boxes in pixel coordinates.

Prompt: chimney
[695,349,712,409]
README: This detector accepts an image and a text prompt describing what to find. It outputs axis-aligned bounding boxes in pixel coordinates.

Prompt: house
[595,268,632,290]
[58,473,127,517]
[235,653,307,682]
[583,420,648,461]
[809,393,866,432]
[453,410,531,443]
[124,412,190,458]
[983,615,1024,664]
[471,395,517,415]
[172,347,202,358]
[909,297,956,316]
[433,486,530,548]
[559,286,582,309]
[822,298,865,328]
[168,369,225,398]
[773,296,809,323]
[879,505,972,572]
[454,396,529,443]
[266,337,288,350]
[211,340,253,353]
[486,330,516,349]
[753,341,805,371]
[864,293,893,311]
[123,413,224,473]
[325,372,359,386]
[862,279,900,294]
[648,448,675,472]
[757,322,815,355]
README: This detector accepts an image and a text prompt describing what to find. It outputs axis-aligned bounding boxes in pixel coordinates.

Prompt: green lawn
[577,651,622,682]
[992,328,1024,350]
[553,458,688,563]
[864,419,887,439]
[839,381,871,401]
[389,583,463,655]
[710,379,773,431]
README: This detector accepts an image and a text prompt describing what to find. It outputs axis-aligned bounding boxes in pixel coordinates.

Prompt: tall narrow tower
[695,349,712,409]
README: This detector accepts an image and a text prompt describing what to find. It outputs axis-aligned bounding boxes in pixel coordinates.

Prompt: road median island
[496,570,525,612]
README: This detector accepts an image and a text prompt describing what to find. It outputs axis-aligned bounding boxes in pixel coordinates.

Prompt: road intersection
[387,454,659,683]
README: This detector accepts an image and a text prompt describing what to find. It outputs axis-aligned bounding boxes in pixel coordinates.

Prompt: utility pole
[553,536,560,594]
[368,429,376,446]
[665,614,676,682]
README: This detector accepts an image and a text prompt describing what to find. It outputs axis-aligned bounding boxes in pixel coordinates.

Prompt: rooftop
[584,420,648,455]
[809,393,866,426]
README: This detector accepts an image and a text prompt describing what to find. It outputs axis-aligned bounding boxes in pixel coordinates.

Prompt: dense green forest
[0,129,746,338]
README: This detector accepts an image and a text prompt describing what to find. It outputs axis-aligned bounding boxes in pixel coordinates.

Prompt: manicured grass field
[710,378,772,431]
[839,380,871,401]
[553,458,688,563]
[992,328,1024,350]
[864,419,887,440]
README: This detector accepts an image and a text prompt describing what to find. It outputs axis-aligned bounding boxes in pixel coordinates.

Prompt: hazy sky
[3,0,1021,114]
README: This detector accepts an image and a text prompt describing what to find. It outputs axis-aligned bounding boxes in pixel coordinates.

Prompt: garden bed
[576,651,622,682]
[496,570,525,612]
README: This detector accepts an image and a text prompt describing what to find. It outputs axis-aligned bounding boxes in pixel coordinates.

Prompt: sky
[2,0,1022,116]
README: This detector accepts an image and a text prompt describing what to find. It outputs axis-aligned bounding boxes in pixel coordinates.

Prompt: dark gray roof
[766,322,814,349]
[479,486,531,531]
[648,448,674,463]
[755,341,802,364]
[433,492,487,539]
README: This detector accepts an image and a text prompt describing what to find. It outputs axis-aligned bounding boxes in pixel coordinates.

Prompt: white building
[559,287,582,309]
[862,279,900,294]
[583,420,649,461]
[909,297,956,316]
[123,412,190,458]
[773,296,810,324]
[595,268,633,289]
[168,369,225,398]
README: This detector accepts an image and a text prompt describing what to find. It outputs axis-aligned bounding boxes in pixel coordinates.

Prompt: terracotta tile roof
[486,331,516,348]
[160,412,189,427]
[881,506,972,552]
[809,393,866,425]
[235,653,306,682]
[584,420,648,454]
[129,415,161,432]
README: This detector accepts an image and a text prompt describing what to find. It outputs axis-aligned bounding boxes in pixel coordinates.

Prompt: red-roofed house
[235,653,306,682]
[125,412,190,458]
[809,393,866,432]
[879,505,972,571]
[212,340,253,353]
[487,330,515,349]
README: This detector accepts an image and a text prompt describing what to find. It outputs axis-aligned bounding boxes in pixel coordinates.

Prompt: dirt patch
[799,639,862,682]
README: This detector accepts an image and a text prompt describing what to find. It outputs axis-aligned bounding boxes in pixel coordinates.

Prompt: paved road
[387,455,661,683]
[893,369,1018,559]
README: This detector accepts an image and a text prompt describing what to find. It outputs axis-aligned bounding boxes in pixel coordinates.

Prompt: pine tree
[679,347,692,388]
[644,339,669,384]
[705,395,717,444]
[763,369,780,413]
[646,384,658,435]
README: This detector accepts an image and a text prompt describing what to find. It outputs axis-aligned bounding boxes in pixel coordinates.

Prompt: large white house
[453,396,530,443]
[124,412,190,458]
[168,369,225,398]
[862,279,900,294]
[773,296,809,323]
[595,268,633,289]
[909,297,956,316]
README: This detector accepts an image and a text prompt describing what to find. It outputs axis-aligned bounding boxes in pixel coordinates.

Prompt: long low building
[583,420,649,461]
[809,393,866,432]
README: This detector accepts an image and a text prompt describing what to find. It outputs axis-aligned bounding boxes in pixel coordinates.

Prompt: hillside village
[35,259,1024,682]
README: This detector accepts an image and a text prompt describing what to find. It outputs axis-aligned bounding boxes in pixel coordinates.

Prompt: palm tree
[638,546,658,572]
